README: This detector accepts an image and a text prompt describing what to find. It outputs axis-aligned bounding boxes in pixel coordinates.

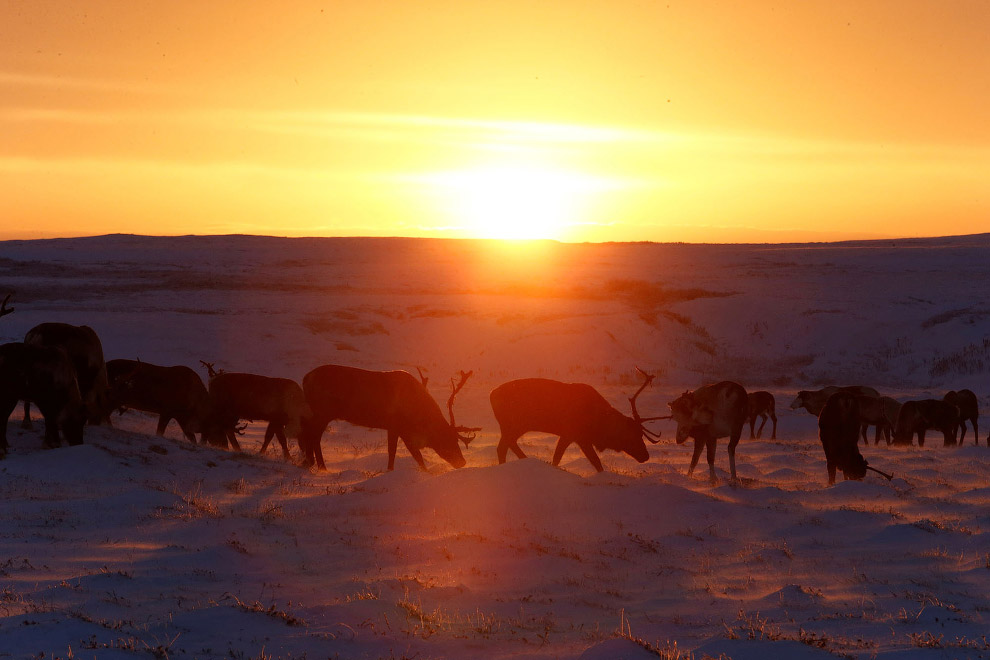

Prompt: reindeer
[790,385,879,417]
[818,391,891,484]
[944,389,979,445]
[22,322,111,427]
[106,359,211,444]
[1,342,86,456]
[892,399,959,447]
[746,391,777,439]
[856,395,901,445]
[669,381,748,482]
[489,368,664,473]
[202,371,312,459]
[301,365,479,471]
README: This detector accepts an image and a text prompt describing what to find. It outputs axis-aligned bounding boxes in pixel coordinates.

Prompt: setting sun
[420,165,619,240]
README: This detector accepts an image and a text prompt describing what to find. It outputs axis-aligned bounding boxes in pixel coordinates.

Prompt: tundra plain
[1,234,990,660]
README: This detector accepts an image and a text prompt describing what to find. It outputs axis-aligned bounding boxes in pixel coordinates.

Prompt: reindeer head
[668,390,710,444]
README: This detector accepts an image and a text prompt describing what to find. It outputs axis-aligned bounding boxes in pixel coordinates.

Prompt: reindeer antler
[0,294,13,319]
[233,422,248,436]
[416,366,429,387]
[447,370,481,445]
[629,367,668,443]
[199,360,224,379]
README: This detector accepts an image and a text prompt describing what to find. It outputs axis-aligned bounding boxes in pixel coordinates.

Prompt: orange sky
[1,1,988,242]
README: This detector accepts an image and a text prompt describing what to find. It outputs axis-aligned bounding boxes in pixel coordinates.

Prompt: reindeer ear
[692,406,715,425]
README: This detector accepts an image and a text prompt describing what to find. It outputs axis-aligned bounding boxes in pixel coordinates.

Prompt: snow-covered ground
[1,234,989,659]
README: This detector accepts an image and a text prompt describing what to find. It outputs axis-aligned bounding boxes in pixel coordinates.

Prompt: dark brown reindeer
[107,359,211,444]
[301,365,479,471]
[1,342,86,457]
[943,389,979,445]
[203,370,313,460]
[489,368,664,473]
[22,322,111,427]
[818,391,891,485]
[746,390,777,439]
[669,381,748,482]
[892,399,959,447]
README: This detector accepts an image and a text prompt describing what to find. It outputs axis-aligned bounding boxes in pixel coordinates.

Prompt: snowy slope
[1,234,989,659]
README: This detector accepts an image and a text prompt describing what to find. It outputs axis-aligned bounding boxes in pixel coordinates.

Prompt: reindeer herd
[0,294,984,485]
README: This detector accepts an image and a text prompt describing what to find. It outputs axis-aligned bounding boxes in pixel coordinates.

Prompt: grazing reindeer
[892,399,959,447]
[818,391,892,484]
[203,371,312,459]
[23,322,111,427]
[669,381,748,482]
[944,389,979,445]
[1,342,86,456]
[107,359,211,444]
[489,368,664,473]
[301,365,479,471]
[746,391,777,439]
[857,395,900,445]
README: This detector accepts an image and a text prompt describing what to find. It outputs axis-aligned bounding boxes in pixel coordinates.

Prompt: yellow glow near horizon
[1,2,989,242]
[421,165,620,241]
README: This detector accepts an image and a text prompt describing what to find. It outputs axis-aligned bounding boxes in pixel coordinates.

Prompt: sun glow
[423,165,615,240]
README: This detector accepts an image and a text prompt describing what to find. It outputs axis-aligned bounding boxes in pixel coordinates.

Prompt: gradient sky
[1,1,988,242]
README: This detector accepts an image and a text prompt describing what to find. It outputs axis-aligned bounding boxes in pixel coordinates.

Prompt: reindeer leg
[959,421,967,444]
[400,437,428,470]
[274,426,290,460]
[748,415,756,439]
[756,414,768,439]
[387,430,399,471]
[497,430,526,463]
[687,437,704,476]
[177,421,197,444]
[37,403,61,449]
[917,429,925,447]
[973,418,979,446]
[155,415,171,437]
[727,432,740,481]
[21,400,33,429]
[575,442,604,473]
[259,424,275,454]
[226,428,241,452]
[769,412,777,439]
[826,461,837,485]
[308,422,328,470]
[0,397,16,458]
[551,436,573,466]
[707,437,719,483]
